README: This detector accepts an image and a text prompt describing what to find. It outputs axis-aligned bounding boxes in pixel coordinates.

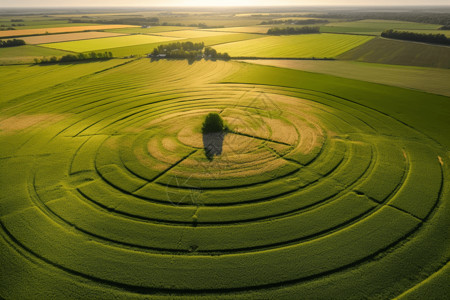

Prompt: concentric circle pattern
[0,60,448,299]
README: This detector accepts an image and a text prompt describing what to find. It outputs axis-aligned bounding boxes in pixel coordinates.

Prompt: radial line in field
[228,130,292,146]
[387,204,423,222]
[133,150,198,193]
[262,144,303,167]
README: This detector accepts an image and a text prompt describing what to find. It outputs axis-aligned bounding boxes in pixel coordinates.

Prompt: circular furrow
[0,60,446,298]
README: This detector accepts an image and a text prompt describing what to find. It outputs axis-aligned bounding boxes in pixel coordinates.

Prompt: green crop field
[0,45,72,64]
[321,19,441,35]
[104,25,195,34]
[338,37,450,68]
[1,5,450,299]
[394,29,450,37]
[40,34,182,52]
[0,59,449,299]
[1,31,126,45]
[92,33,263,57]
[239,59,450,96]
[213,33,374,58]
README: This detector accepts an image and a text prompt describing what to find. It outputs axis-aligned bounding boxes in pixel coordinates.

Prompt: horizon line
[2,5,450,8]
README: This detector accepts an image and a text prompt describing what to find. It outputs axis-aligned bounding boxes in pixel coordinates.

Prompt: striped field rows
[0,59,448,299]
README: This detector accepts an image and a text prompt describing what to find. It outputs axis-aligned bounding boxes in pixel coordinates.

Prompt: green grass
[395,29,450,37]
[91,33,263,57]
[239,59,450,97]
[338,37,450,68]
[213,33,374,58]
[0,59,448,299]
[40,34,181,52]
[321,19,441,35]
[0,45,72,64]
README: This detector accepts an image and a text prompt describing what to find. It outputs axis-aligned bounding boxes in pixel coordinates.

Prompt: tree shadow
[202,131,227,161]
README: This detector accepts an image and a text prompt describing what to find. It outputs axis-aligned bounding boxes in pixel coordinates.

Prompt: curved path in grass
[0,59,448,299]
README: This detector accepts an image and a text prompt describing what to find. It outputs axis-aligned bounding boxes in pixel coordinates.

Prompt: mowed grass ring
[0,60,447,298]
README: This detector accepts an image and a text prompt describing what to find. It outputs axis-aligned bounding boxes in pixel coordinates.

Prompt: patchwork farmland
[213,34,374,58]
[0,6,449,300]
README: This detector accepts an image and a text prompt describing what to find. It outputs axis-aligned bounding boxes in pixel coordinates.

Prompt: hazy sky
[2,0,450,7]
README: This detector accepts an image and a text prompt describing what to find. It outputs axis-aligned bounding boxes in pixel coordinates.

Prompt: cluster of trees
[149,41,230,61]
[34,52,113,64]
[0,39,25,48]
[202,113,226,134]
[440,25,450,30]
[1,20,26,30]
[261,19,328,25]
[381,29,450,45]
[67,18,219,29]
[267,26,320,35]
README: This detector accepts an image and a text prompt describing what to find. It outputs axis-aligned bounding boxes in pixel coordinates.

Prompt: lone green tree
[202,113,225,134]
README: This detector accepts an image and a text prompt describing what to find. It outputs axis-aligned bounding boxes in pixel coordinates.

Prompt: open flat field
[153,29,236,38]
[1,31,126,45]
[213,33,374,58]
[0,24,138,38]
[41,34,181,52]
[202,26,273,34]
[239,59,450,96]
[0,59,449,299]
[321,19,441,35]
[1,6,450,299]
[92,33,262,57]
[338,37,450,68]
[104,26,195,34]
[0,45,71,64]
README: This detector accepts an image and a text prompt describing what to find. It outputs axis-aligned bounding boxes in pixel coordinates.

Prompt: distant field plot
[202,26,271,34]
[95,33,263,57]
[153,29,236,38]
[6,23,96,30]
[396,29,450,37]
[338,37,450,68]
[157,16,262,27]
[0,59,449,299]
[240,59,450,96]
[213,33,373,58]
[0,45,71,64]
[0,59,131,103]
[104,25,195,34]
[2,31,126,45]
[0,24,138,38]
[41,34,181,52]
[321,19,441,35]
[0,17,94,29]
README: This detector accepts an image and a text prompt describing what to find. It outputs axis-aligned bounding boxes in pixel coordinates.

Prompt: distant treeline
[304,12,450,26]
[67,18,220,28]
[0,39,25,48]
[35,52,113,64]
[267,26,320,35]
[69,17,160,26]
[261,19,328,25]
[440,25,450,30]
[381,29,450,45]
[149,41,230,61]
